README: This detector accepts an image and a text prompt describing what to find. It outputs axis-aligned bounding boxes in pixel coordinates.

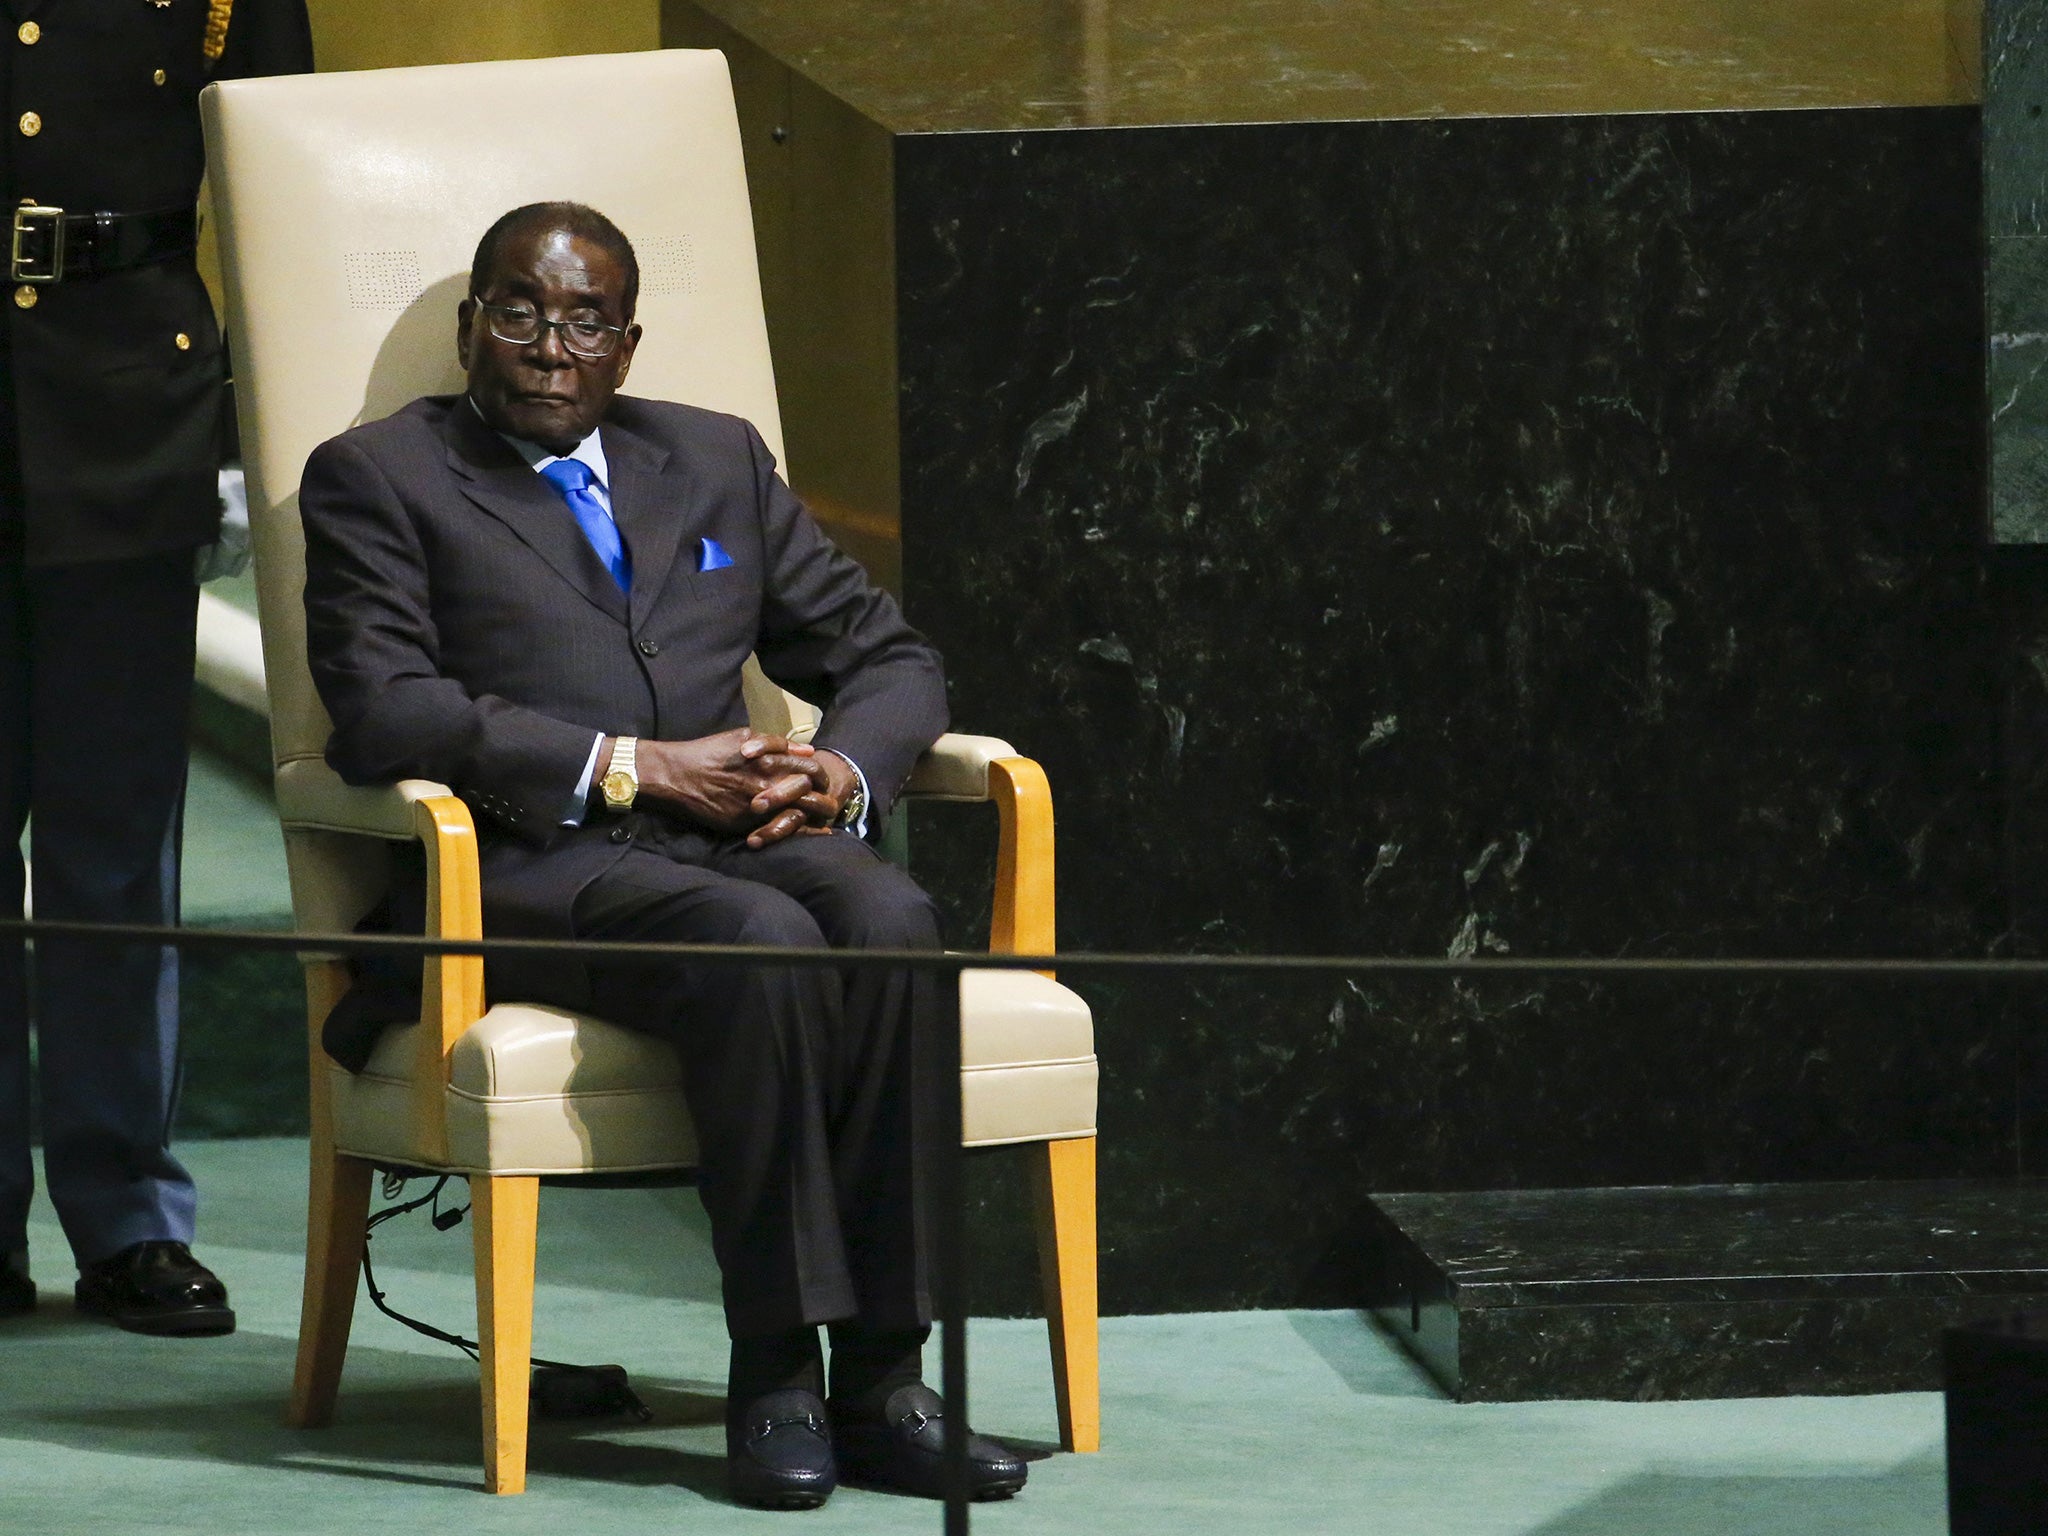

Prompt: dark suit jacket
[299,393,948,1007]
[0,0,313,565]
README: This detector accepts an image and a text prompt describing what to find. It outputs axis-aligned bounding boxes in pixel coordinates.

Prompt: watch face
[601,769,635,806]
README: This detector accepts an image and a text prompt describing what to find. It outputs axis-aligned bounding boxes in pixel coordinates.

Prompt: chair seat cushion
[334,1005,697,1176]
[958,969,1098,1148]
[959,968,1092,1066]
[331,969,1098,1174]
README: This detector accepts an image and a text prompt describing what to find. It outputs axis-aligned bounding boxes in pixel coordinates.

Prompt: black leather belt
[9,204,199,284]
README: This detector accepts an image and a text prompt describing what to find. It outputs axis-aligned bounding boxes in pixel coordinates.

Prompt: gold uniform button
[17,21,39,44]
[18,111,40,137]
[13,285,36,309]
[174,332,191,350]
[153,68,166,86]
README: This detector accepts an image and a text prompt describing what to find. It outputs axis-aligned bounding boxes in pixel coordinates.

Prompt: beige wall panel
[308,0,658,74]
[1948,0,1983,97]
[664,1,901,590]
[779,71,898,590]
[658,0,1973,129]
[662,4,794,399]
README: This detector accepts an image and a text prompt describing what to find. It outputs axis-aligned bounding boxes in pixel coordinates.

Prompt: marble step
[1364,1180,2048,1402]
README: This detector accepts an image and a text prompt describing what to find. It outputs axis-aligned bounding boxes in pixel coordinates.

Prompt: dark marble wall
[1990,0,2048,542]
[1987,0,2048,1152]
[894,108,2013,1313]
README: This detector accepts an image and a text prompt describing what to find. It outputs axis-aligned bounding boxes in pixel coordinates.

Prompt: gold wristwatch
[599,736,638,813]
[832,758,867,830]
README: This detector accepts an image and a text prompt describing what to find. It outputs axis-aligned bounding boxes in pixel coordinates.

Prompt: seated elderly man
[298,200,1024,1510]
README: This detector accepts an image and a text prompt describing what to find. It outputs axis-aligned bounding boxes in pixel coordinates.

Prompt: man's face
[458,224,641,453]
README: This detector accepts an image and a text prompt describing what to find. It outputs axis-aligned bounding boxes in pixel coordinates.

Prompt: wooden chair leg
[471,1174,540,1495]
[287,1146,373,1428]
[1029,1134,1100,1452]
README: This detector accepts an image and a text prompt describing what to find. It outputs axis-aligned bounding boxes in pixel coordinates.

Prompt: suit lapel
[443,403,629,625]
[601,414,688,629]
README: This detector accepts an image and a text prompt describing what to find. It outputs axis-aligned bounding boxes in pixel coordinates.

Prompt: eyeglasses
[474,300,628,359]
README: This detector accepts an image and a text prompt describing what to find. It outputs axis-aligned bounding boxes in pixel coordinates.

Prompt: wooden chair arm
[408,793,485,1166]
[274,755,483,1160]
[987,757,1055,960]
[900,737,1055,961]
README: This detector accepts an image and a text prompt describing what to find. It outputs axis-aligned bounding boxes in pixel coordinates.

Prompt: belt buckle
[11,205,65,284]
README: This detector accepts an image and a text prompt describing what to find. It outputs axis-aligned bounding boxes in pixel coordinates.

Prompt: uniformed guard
[0,0,312,1333]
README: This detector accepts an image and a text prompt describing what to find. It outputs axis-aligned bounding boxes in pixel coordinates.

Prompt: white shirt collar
[468,395,610,490]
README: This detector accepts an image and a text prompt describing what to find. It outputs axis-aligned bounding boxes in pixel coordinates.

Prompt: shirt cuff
[562,733,606,826]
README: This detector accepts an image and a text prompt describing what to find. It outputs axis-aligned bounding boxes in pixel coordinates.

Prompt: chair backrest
[204,50,801,925]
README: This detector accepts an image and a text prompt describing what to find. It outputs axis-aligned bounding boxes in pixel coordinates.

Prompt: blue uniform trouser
[0,550,198,1269]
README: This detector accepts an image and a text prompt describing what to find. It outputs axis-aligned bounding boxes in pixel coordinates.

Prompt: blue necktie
[539,457,631,594]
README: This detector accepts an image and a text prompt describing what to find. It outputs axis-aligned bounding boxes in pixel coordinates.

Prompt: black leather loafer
[727,1388,837,1510]
[833,1383,1027,1501]
[0,1266,33,1318]
[74,1241,235,1337]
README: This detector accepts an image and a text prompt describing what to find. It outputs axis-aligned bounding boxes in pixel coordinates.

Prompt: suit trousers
[0,549,199,1267]
[565,819,945,1341]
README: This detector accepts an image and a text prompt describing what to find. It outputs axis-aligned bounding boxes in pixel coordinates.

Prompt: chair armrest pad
[902,733,1020,802]
[276,755,456,838]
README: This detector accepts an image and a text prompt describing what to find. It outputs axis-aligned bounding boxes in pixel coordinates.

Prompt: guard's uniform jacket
[0,0,311,565]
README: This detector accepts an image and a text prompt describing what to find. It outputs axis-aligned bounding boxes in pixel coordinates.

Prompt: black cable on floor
[361,1175,651,1421]
[361,1175,481,1361]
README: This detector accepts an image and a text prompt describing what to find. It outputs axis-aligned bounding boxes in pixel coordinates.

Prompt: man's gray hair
[469,201,640,318]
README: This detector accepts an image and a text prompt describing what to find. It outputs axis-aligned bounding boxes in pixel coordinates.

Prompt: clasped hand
[627,727,854,849]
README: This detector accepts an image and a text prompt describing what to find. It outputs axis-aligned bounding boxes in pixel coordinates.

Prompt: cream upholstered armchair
[201,51,1098,1496]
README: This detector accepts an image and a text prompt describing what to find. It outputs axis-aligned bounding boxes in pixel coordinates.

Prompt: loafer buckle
[749,1411,826,1444]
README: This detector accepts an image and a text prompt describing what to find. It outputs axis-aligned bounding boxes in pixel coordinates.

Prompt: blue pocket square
[697,536,734,572]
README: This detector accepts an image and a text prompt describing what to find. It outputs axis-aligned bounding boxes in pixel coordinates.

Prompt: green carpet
[178,746,307,1139]
[182,745,290,928]
[0,1139,1948,1536]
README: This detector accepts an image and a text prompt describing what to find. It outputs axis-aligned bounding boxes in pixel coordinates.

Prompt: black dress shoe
[833,1382,1027,1501]
[0,1266,33,1318]
[74,1241,235,1337]
[727,1388,837,1510]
